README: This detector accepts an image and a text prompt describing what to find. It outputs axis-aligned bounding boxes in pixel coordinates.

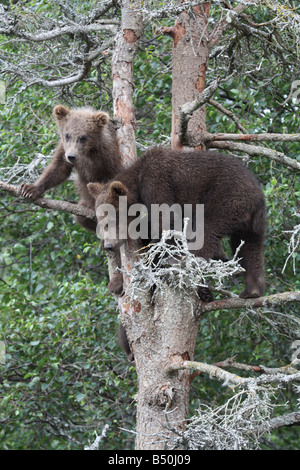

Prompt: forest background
[0,0,299,450]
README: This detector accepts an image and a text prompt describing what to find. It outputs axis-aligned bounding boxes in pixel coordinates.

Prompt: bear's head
[53,105,110,165]
[88,181,129,252]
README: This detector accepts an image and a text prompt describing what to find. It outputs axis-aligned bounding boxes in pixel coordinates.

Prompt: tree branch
[264,412,300,431]
[208,98,248,134]
[203,132,300,143]
[208,141,300,172]
[214,357,298,376]
[0,181,96,222]
[0,20,118,40]
[200,290,300,313]
[178,78,221,146]
[209,2,255,50]
[168,359,300,386]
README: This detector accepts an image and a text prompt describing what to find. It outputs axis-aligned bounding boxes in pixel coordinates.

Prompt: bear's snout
[67,154,77,164]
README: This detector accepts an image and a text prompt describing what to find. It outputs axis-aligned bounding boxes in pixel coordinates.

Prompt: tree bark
[169,2,211,150]
[133,289,199,450]
[119,256,200,449]
[112,0,144,167]
[112,1,213,450]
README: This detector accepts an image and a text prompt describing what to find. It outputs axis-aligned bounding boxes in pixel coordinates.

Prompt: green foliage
[0,83,136,450]
[0,0,299,450]
[0,193,137,449]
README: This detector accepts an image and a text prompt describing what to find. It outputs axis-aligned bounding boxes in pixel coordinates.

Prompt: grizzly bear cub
[20,105,121,232]
[88,147,266,300]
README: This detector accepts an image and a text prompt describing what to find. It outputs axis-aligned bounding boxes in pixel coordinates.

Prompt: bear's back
[136,147,263,207]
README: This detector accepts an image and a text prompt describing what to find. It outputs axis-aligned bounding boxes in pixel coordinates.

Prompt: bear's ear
[87,182,105,200]
[93,111,110,128]
[109,181,128,200]
[53,105,70,121]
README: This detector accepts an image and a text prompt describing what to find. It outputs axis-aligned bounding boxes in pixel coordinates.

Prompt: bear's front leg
[19,183,43,200]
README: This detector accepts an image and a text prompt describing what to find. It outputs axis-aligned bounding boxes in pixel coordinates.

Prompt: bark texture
[169,3,211,149]
[111,1,212,449]
[119,239,200,449]
[133,289,199,450]
[112,0,144,167]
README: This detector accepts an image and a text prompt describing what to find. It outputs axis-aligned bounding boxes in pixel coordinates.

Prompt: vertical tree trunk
[170,3,211,149]
[111,1,211,450]
[112,0,144,167]
[119,241,201,450]
[132,289,200,450]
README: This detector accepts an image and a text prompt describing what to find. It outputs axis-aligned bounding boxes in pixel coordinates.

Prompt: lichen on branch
[122,218,245,303]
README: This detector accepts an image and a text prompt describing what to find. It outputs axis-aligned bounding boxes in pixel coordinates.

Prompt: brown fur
[20,105,121,231]
[89,147,266,299]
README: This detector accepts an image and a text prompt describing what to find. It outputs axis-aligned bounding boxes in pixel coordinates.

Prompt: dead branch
[208,141,300,172]
[203,132,300,143]
[200,290,300,313]
[178,78,220,146]
[208,99,248,134]
[214,358,298,376]
[0,180,96,222]
[168,359,300,386]
[263,412,300,432]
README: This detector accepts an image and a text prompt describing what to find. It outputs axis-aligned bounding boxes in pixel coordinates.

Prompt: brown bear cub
[20,105,121,232]
[88,147,266,300]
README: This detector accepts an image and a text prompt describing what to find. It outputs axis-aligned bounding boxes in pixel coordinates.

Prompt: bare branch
[208,99,248,134]
[264,412,300,431]
[203,132,300,143]
[84,424,109,451]
[208,141,300,172]
[0,23,118,41]
[168,359,300,386]
[173,386,276,450]
[0,181,96,222]
[282,213,300,275]
[178,78,220,146]
[209,2,255,50]
[200,290,300,314]
[214,358,298,376]
[0,2,118,98]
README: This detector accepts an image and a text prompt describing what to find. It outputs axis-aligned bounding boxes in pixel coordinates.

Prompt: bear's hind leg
[191,234,225,303]
[230,234,265,299]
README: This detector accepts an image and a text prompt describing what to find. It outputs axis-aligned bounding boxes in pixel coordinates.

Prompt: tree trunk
[118,242,200,450]
[132,289,200,450]
[111,1,211,450]
[170,3,211,150]
[112,0,144,167]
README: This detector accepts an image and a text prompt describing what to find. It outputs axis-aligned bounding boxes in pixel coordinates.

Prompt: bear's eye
[79,135,87,144]
[65,133,71,141]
